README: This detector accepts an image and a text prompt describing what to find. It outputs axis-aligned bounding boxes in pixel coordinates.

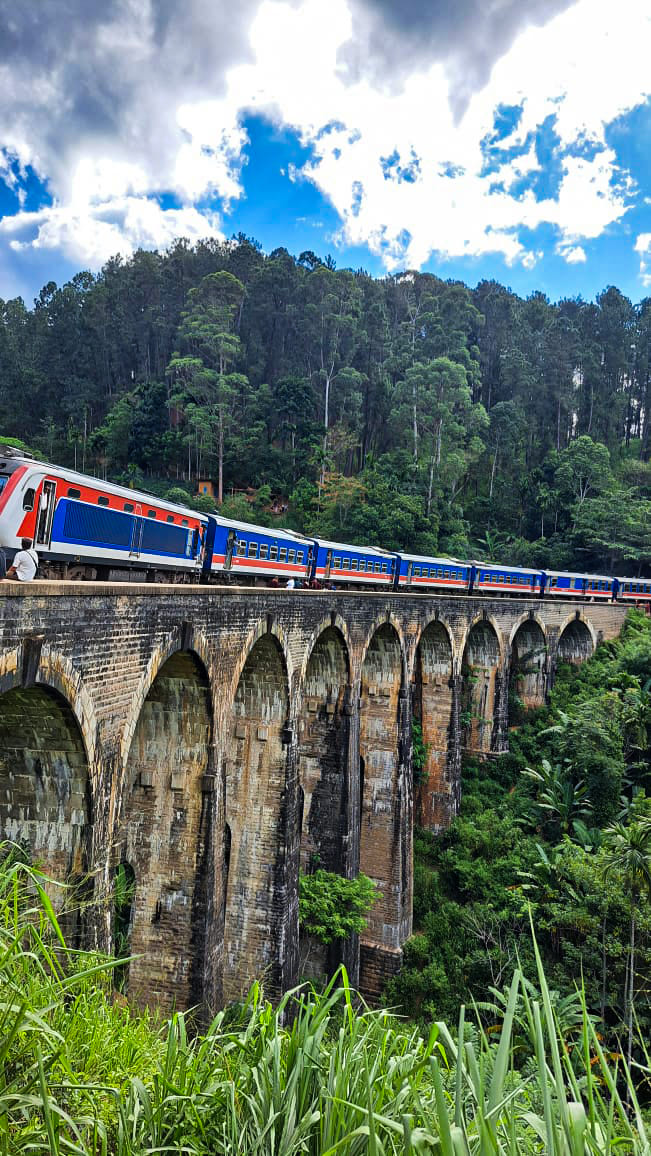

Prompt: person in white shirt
[6,538,38,582]
[286,577,295,589]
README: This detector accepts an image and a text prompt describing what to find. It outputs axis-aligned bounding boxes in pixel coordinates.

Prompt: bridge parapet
[0,583,628,1008]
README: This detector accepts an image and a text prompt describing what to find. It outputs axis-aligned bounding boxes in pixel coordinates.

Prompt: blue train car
[209,516,314,582]
[311,538,396,586]
[395,553,471,592]
[543,570,617,600]
[471,561,544,595]
[616,575,651,603]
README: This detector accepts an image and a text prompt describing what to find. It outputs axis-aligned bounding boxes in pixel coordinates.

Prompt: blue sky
[1,0,651,305]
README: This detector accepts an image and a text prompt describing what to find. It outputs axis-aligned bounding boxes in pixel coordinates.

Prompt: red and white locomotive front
[0,450,47,556]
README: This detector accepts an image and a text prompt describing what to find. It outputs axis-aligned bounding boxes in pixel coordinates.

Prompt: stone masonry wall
[0,582,629,1010]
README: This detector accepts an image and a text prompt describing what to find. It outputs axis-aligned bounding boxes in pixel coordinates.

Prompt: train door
[406,561,413,587]
[35,480,57,547]
[224,529,236,571]
[324,549,332,580]
[129,504,143,558]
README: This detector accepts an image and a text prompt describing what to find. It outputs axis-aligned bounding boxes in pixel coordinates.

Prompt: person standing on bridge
[5,538,38,582]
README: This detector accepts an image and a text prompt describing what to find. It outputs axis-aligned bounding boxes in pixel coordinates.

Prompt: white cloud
[1,199,222,267]
[635,233,651,286]
[226,0,650,271]
[0,0,650,277]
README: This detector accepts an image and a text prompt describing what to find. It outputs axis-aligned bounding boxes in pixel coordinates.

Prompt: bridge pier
[0,585,627,1011]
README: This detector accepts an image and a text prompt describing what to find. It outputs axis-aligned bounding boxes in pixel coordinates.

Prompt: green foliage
[391,611,651,1064]
[4,239,651,567]
[298,869,378,945]
[1,847,649,1153]
[412,719,430,785]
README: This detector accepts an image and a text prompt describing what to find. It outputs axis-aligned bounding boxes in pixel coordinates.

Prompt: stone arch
[359,613,408,689]
[0,680,90,934]
[119,627,213,767]
[224,632,293,1003]
[412,620,455,830]
[298,626,351,980]
[359,622,411,990]
[461,618,502,752]
[509,616,548,711]
[120,649,212,1012]
[226,618,293,713]
[557,616,595,665]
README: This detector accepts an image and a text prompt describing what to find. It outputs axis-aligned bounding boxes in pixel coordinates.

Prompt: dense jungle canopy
[3,234,651,572]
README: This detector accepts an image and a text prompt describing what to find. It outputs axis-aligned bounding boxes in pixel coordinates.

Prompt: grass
[0,848,649,1154]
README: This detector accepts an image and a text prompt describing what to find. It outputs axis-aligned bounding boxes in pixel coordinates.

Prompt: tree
[299,870,378,945]
[602,811,651,1075]
[168,271,247,503]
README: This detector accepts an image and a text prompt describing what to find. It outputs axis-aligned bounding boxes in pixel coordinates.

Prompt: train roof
[399,552,469,566]
[471,559,541,575]
[212,514,313,542]
[544,568,614,581]
[314,537,395,557]
[3,451,209,521]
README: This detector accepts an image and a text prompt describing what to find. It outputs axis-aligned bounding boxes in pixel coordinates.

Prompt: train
[0,445,648,604]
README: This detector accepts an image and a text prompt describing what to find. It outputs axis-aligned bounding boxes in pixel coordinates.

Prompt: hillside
[2,237,651,573]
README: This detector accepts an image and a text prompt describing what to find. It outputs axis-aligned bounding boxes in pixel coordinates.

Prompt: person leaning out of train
[5,538,38,582]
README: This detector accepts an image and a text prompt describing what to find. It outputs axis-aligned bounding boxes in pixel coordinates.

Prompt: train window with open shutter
[350,558,358,570]
[342,558,350,569]
[270,545,278,561]
[67,488,81,500]
[296,550,303,563]
[359,560,366,572]
[381,563,387,573]
[249,542,258,558]
[288,549,295,564]
[237,540,246,556]
[279,548,287,562]
[260,544,269,559]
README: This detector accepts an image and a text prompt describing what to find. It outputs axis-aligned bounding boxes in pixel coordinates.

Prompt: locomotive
[0,445,648,603]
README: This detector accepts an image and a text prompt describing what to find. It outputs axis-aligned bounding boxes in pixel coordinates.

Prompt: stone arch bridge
[0,583,627,1010]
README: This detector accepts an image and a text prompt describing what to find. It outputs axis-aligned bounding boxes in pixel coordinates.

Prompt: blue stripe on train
[52,500,196,560]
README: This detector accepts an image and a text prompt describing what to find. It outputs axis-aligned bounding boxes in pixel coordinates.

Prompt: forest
[2,235,651,573]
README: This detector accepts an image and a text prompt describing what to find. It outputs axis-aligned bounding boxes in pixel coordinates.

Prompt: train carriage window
[288,549,295,564]
[260,544,269,559]
[98,496,110,507]
[124,502,134,513]
[270,545,278,561]
[249,542,258,558]
[351,559,358,570]
[498,575,505,583]
[381,563,388,573]
[334,556,341,568]
[166,514,174,523]
[22,487,35,511]
[297,551,304,564]
[506,575,511,584]
[67,487,81,500]
[237,540,246,557]
[376,562,382,573]
[341,558,349,570]
[147,509,156,518]
[279,548,287,562]
[359,560,366,572]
